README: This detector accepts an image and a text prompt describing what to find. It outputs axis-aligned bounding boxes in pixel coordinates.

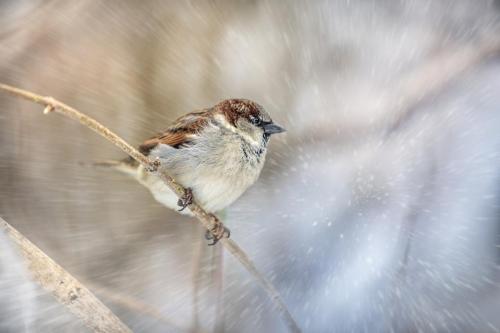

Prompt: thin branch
[0,83,301,333]
[0,216,132,333]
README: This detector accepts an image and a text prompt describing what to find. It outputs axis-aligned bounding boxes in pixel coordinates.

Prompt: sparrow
[102,99,285,244]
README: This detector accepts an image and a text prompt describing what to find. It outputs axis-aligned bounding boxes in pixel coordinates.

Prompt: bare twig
[0,83,301,333]
[0,216,132,333]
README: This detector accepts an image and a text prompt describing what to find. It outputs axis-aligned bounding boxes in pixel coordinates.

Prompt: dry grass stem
[0,83,301,333]
[0,216,133,333]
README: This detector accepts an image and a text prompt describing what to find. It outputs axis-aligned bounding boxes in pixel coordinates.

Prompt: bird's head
[214,99,285,148]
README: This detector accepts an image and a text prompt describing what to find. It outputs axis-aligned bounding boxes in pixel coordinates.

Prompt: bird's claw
[205,223,230,246]
[177,188,193,211]
[146,158,161,172]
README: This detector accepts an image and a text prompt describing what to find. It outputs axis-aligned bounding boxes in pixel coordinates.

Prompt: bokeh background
[1,1,500,332]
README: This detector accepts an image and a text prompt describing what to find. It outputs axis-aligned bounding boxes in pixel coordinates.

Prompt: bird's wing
[138,111,211,155]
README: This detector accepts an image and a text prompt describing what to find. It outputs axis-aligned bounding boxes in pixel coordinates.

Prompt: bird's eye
[250,116,262,126]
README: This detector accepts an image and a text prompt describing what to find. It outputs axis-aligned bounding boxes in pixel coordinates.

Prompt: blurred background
[1,0,500,332]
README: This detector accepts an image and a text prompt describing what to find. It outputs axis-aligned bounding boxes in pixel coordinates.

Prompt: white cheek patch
[214,114,235,132]
[214,114,261,147]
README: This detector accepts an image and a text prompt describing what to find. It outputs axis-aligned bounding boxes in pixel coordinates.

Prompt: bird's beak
[263,123,286,135]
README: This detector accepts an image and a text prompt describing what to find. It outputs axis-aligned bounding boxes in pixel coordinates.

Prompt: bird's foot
[205,220,230,246]
[177,188,193,211]
[146,158,161,172]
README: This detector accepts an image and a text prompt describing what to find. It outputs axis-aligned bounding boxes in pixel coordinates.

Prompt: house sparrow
[104,99,285,243]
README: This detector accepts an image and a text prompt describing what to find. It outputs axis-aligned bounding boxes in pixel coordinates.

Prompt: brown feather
[137,99,266,155]
[215,99,263,126]
[138,110,211,155]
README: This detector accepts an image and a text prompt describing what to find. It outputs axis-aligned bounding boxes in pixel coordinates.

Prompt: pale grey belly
[142,140,265,214]
[138,157,261,215]
[140,166,260,214]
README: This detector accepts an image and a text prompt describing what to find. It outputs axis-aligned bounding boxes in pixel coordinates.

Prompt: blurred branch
[87,281,190,333]
[388,157,439,331]
[288,36,500,146]
[385,36,500,135]
[213,245,225,333]
[0,216,132,333]
[0,83,301,333]
[191,226,204,332]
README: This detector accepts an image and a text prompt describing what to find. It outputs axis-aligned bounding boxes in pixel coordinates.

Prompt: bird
[99,99,285,244]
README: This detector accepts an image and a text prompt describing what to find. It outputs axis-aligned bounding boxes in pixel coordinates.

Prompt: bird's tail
[80,157,139,178]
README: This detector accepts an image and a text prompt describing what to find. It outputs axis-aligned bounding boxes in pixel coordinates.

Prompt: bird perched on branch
[98,99,285,244]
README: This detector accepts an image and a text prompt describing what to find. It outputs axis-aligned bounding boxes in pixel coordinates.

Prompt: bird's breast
[144,131,266,213]
[178,146,265,212]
